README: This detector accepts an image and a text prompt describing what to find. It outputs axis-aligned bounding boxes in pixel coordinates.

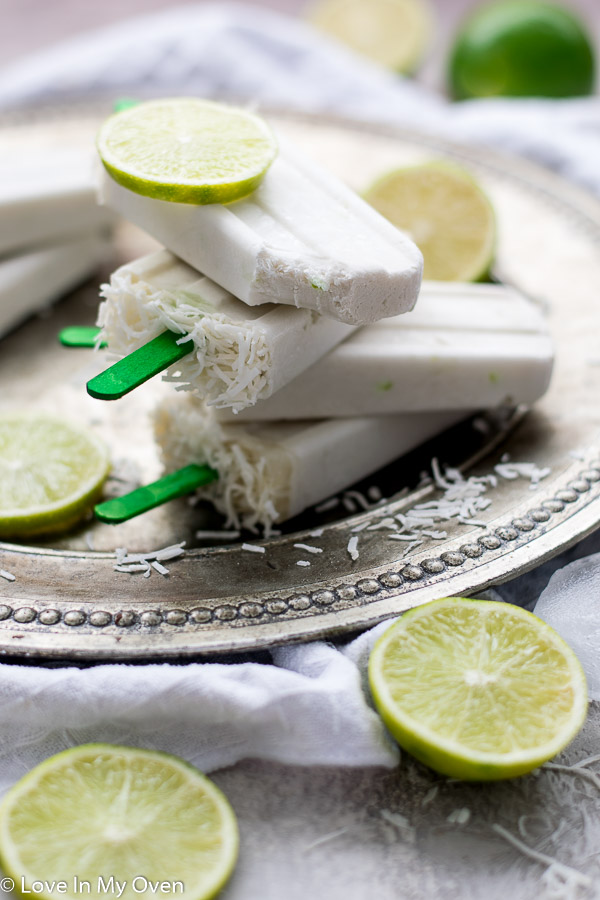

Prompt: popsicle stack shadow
[90,106,554,535]
[0,126,113,338]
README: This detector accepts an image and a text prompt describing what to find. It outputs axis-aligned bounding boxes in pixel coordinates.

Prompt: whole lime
[448,0,595,100]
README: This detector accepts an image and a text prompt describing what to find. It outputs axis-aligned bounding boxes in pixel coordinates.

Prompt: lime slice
[306,0,434,73]
[369,598,588,780]
[0,745,239,900]
[0,413,110,539]
[97,98,278,204]
[448,1,596,100]
[363,162,496,281]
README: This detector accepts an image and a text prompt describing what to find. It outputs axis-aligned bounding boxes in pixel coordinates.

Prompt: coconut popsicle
[97,249,353,412]
[216,282,554,421]
[99,139,423,326]
[0,234,111,338]
[0,133,113,256]
[154,395,468,533]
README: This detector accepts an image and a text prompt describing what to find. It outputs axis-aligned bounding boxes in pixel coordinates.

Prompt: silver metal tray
[1,108,600,661]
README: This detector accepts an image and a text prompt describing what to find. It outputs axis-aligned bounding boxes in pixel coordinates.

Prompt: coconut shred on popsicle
[92,250,353,412]
[152,396,468,534]
[96,98,423,327]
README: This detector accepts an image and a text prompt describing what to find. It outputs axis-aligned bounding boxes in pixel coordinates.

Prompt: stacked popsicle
[89,99,554,534]
[0,118,113,337]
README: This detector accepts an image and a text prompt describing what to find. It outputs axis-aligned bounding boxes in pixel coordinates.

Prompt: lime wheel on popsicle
[97,97,279,204]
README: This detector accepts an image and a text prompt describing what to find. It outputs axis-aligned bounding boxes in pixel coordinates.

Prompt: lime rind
[0,414,110,539]
[97,98,278,205]
[0,744,239,900]
[369,598,588,781]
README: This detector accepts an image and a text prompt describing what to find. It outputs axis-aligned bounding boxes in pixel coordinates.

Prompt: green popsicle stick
[87,331,194,400]
[95,464,219,524]
[59,326,106,349]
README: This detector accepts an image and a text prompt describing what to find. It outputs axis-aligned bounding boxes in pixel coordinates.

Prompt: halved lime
[363,161,496,281]
[369,598,588,780]
[448,0,596,100]
[307,0,434,73]
[0,413,110,539]
[97,98,278,204]
[0,745,239,900]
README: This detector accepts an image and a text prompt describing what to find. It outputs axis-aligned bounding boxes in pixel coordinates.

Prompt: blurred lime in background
[449,1,596,100]
[364,161,496,282]
[306,0,434,74]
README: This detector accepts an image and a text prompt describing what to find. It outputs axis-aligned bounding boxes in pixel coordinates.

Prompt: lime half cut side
[0,413,110,539]
[307,0,434,74]
[363,161,496,281]
[0,744,239,900]
[97,98,278,204]
[369,598,588,780]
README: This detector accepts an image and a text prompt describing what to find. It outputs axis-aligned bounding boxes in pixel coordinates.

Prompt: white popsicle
[99,140,423,326]
[217,282,554,421]
[98,249,353,412]
[0,131,113,256]
[0,234,111,338]
[154,395,467,533]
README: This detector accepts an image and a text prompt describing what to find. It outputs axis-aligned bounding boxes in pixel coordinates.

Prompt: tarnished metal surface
[1,107,599,660]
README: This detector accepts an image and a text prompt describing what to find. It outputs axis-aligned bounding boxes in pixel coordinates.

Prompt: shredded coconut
[98,267,274,412]
[351,521,370,533]
[492,824,591,896]
[294,543,323,554]
[113,542,185,576]
[495,461,551,488]
[347,535,359,561]
[421,786,439,807]
[381,810,416,844]
[309,528,324,537]
[447,808,471,825]
[296,560,311,567]
[0,569,15,582]
[195,530,241,541]
[242,543,265,554]
[304,827,349,852]
[344,489,373,511]
[155,398,290,534]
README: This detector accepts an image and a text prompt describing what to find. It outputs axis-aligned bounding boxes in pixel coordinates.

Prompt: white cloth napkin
[1,1,600,776]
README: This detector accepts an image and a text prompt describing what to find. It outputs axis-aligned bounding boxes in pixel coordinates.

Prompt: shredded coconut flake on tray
[242,543,265,554]
[113,542,186,577]
[293,543,323,554]
[347,535,359,561]
[98,269,273,412]
[494,461,551,488]
[0,569,15,582]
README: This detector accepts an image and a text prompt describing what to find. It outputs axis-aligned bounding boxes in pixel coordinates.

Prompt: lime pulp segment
[369,598,588,780]
[0,745,239,900]
[97,98,279,204]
